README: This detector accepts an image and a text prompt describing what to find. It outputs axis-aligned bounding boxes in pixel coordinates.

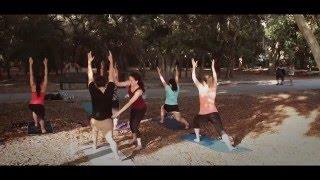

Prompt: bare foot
[41,129,47,134]
[92,144,98,149]
[159,120,164,124]
[229,136,235,146]
[185,123,190,129]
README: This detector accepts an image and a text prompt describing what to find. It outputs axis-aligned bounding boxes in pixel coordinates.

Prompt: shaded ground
[1,90,319,165]
[0,101,89,143]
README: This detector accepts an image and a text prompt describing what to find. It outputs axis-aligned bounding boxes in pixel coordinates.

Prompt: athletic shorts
[29,104,45,120]
[163,104,179,112]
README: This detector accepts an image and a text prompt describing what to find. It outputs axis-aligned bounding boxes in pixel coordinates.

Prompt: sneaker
[193,138,200,143]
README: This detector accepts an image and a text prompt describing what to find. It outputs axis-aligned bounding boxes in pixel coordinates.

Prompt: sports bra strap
[133,88,142,94]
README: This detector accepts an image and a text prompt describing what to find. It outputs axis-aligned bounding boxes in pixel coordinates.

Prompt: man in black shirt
[87,50,120,160]
[276,65,285,85]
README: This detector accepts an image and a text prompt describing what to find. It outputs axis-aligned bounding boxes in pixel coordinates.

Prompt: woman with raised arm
[156,66,189,129]
[100,61,120,130]
[112,69,147,151]
[87,51,120,160]
[28,57,48,133]
[191,58,235,151]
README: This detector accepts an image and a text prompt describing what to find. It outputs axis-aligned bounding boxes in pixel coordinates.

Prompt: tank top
[128,86,146,110]
[198,86,218,115]
[165,85,179,105]
[30,92,45,105]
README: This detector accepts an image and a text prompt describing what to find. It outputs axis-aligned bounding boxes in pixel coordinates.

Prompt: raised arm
[156,67,167,86]
[87,51,94,86]
[112,89,143,118]
[107,50,114,82]
[113,66,130,87]
[42,58,48,92]
[191,58,201,87]
[174,65,179,84]
[211,59,217,89]
[29,57,35,89]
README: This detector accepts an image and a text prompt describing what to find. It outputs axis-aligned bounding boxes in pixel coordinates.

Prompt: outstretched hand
[211,59,215,68]
[112,112,120,119]
[108,50,113,62]
[43,58,48,65]
[191,58,198,68]
[88,51,94,63]
[29,57,33,64]
[156,67,161,73]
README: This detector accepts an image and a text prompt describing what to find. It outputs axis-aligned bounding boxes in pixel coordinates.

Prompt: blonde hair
[201,74,214,88]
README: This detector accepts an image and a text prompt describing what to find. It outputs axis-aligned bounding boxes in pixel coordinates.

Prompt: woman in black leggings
[112,71,147,151]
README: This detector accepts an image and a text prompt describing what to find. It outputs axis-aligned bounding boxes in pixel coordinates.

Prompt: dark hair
[129,72,145,92]
[168,78,178,92]
[94,75,106,87]
[35,75,43,97]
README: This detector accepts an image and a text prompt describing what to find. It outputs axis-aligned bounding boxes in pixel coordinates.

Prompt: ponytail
[168,78,178,91]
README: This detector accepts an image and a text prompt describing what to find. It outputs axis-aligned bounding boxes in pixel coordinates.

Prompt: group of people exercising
[28,50,235,160]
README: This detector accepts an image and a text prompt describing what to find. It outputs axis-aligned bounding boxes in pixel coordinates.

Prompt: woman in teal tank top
[156,66,189,129]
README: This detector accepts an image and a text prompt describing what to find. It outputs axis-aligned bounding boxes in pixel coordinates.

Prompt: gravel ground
[0,127,90,165]
[1,90,320,165]
[134,106,320,165]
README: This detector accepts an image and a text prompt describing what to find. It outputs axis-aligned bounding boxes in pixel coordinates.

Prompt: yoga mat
[81,101,92,114]
[27,121,53,134]
[182,133,251,153]
[152,114,184,130]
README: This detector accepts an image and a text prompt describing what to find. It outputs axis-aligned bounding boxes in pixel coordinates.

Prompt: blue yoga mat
[152,114,184,130]
[81,101,92,114]
[182,133,251,153]
[28,121,53,134]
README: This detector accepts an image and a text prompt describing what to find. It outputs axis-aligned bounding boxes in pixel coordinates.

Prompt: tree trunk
[294,15,320,70]
[178,58,182,79]
[3,56,11,79]
[5,63,11,79]
[184,61,188,78]
[268,42,280,74]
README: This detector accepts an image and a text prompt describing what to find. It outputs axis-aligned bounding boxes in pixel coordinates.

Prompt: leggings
[129,107,147,138]
[276,74,284,82]
[193,112,225,136]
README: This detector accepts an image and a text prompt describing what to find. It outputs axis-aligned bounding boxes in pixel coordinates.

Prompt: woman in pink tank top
[28,57,48,134]
[191,58,235,151]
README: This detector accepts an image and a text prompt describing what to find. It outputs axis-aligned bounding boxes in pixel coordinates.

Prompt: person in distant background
[288,63,295,86]
[63,61,81,73]
[276,64,285,85]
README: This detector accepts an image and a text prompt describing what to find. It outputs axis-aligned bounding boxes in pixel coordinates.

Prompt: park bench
[59,72,88,90]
